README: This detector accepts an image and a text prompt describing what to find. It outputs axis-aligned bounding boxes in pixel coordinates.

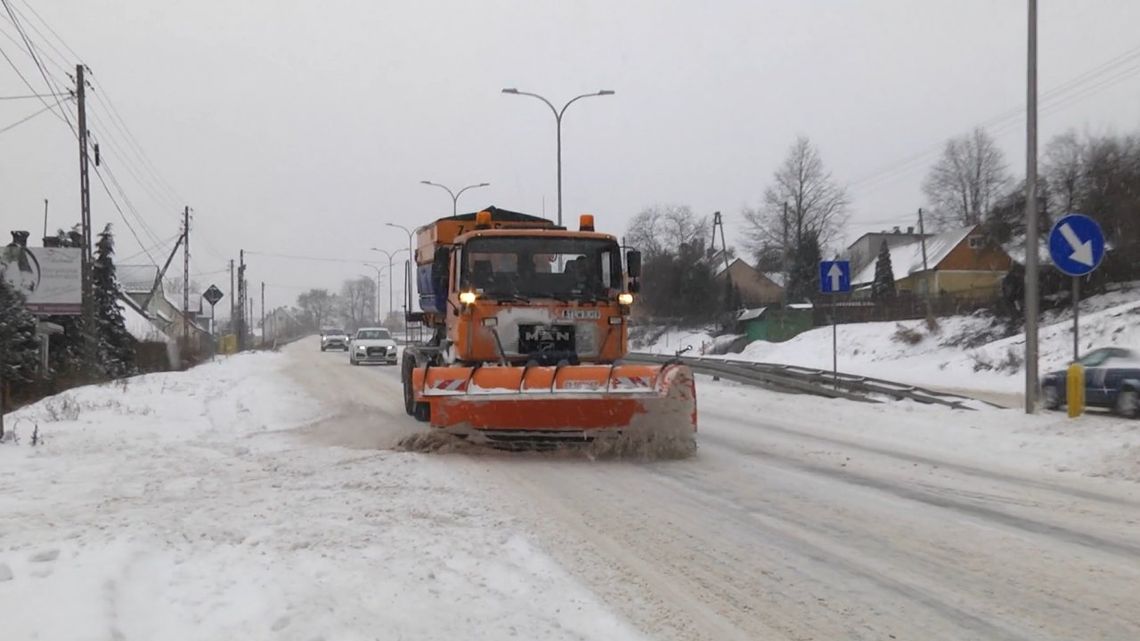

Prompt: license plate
[559,309,601,320]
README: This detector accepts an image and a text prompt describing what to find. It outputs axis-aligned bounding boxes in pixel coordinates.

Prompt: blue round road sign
[1048,213,1105,277]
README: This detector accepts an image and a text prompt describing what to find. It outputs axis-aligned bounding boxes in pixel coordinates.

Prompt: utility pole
[76,64,96,368]
[237,250,246,350]
[229,259,235,333]
[260,282,265,347]
[42,199,48,240]
[781,201,790,305]
[710,211,730,274]
[918,208,929,271]
[1024,0,1040,413]
[182,206,190,351]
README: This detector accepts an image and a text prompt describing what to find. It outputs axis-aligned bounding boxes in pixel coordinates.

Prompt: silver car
[349,327,398,365]
[320,328,349,351]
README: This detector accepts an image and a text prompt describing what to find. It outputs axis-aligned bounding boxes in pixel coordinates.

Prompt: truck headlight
[617,293,634,305]
[459,291,477,305]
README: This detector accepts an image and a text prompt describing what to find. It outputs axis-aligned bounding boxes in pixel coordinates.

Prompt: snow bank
[700,376,1140,483]
[726,287,1140,395]
[0,352,645,641]
[631,326,717,355]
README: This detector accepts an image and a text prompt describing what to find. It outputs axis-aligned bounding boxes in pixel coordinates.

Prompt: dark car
[1041,347,1140,417]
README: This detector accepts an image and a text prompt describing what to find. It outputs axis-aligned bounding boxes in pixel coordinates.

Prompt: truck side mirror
[626,250,642,279]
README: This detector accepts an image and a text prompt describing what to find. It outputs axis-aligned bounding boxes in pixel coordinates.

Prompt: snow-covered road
[4,338,1140,640]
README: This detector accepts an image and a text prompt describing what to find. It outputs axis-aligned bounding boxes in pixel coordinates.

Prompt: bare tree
[165,277,202,301]
[296,288,337,330]
[742,136,848,280]
[624,204,707,259]
[922,127,1010,229]
[1044,130,1084,215]
[339,277,376,330]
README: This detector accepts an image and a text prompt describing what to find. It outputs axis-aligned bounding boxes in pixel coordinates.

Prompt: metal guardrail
[627,352,999,411]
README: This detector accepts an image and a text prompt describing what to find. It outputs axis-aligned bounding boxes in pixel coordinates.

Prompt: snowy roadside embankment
[0,351,645,641]
[698,376,1140,483]
[735,296,1140,395]
[636,287,1140,397]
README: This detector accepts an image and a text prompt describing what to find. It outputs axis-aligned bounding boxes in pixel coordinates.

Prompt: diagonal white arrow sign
[827,263,843,291]
[1059,223,1095,267]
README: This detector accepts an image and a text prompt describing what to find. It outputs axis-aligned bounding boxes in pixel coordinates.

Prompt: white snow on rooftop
[118,298,171,344]
[736,307,766,321]
[852,226,975,285]
[762,271,786,288]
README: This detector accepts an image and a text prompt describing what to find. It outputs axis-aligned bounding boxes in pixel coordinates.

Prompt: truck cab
[413,207,640,366]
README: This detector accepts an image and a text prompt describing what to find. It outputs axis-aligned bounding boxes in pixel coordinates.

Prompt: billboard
[0,245,82,315]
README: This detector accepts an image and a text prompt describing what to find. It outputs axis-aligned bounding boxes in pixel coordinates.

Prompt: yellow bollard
[1067,363,1085,418]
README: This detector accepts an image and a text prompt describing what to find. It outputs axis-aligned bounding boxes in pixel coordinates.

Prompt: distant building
[714,258,784,306]
[849,225,1012,299]
[846,226,929,275]
[118,264,211,351]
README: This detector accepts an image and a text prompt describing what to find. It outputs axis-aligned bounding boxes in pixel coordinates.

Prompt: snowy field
[636,285,1140,398]
[0,352,645,641]
[3,340,1140,640]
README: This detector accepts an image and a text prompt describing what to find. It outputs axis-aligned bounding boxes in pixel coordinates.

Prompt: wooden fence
[811,292,996,326]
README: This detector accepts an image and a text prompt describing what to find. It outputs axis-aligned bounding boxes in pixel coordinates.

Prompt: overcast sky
[3,0,1139,316]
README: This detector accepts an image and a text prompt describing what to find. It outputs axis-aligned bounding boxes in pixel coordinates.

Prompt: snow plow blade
[413,363,697,450]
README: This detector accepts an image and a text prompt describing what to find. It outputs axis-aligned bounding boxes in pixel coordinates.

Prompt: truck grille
[518,324,575,355]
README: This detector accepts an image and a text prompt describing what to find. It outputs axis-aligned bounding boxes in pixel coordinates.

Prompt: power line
[97,160,167,251]
[0,91,67,100]
[90,165,159,266]
[90,90,185,205]
[13,0,80,64]
[117,233,180,264]
[244,250,375,265]
[849,42,1140,193]
[0,0,74,130]
[0,41,68,127]
[0,96,68,134]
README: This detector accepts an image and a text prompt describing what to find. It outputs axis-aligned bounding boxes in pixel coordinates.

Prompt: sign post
[203,284,225,337]
[1047,213,1105,362]
[819,260,851,390]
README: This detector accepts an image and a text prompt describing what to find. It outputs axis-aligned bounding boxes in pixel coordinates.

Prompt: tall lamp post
[420,181,490,216]
[500,88,615,227]
[385,223,415,319]
[369,247,409,323]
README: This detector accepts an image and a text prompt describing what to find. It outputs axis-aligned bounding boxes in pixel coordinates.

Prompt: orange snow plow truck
[400,206,697,451]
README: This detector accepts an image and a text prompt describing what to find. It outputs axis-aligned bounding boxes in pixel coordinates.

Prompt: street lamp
[420,180,490,216]
[500,87,615,227]
[385,223,415,320]
[369,247,409,322]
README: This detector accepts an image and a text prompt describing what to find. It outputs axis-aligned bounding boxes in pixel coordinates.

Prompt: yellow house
[850,225,1012,300]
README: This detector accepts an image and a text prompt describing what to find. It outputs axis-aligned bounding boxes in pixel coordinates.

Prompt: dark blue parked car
[1042,347,1140,418]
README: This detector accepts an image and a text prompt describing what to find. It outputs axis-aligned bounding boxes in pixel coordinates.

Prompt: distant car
[349,327,398,366]
[1042,347,1140,418]
[320,328,349,352]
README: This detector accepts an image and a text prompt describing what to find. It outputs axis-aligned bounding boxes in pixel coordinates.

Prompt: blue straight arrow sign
[819,260,851,294]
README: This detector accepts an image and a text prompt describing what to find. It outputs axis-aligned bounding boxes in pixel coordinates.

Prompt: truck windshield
[461,237,621,300]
